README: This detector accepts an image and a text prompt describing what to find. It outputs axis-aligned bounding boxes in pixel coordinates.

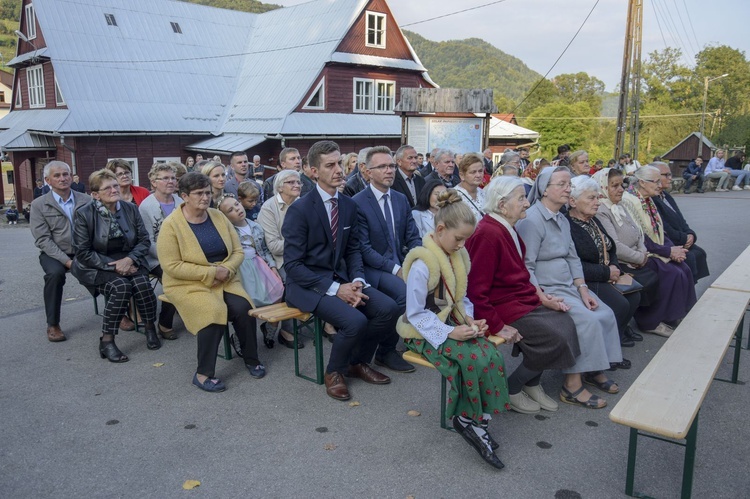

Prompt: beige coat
[157,206,252,334]
[257,193,294,269]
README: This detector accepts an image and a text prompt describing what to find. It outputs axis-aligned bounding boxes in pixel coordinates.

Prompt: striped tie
[330,198,339,247]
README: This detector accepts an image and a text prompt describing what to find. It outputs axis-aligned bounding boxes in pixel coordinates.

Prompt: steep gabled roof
[662,132,715,159]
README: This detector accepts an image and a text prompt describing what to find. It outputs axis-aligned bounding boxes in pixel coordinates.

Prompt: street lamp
[698,73,729,157]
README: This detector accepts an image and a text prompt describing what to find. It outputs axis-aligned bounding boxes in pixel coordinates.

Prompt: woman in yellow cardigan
[157,172,265,392]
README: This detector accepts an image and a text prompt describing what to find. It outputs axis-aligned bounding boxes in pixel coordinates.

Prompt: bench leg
[681,412,699,499]
[732,317,743,383]
[292,316,324,385]
[440,375,447,430]
[216,326,232,360]
[625,427,639,496]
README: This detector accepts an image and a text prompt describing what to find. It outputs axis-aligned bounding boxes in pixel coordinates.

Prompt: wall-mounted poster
[406,117,483,155]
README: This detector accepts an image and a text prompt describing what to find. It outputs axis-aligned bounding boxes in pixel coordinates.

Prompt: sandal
[559,385,607,409]
[583,372,620,394]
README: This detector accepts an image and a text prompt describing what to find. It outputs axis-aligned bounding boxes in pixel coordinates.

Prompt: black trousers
[314,286,399,374]
[588,280,640,340]
[96,273,157,336]
[372,270,407,358]
[39,253,71,327]
[196,292,258,378]
[150,266,177,328]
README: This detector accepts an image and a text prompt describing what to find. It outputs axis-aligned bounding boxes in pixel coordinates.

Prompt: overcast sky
[274,0,748,91]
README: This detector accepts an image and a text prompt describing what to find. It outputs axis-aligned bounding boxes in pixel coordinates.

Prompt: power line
[652,0,694,66]
[517,111,710,120]
[648,0,669,49]
[400,0,510,27]
[680,0,702,54]
[670,0,698,54]
[509,0,601,116]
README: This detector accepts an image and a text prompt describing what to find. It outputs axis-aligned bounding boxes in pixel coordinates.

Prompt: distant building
[0,0,437,206]
[661,132,715,174]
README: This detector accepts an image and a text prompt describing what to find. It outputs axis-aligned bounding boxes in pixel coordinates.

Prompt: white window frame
[109,157,140,186]
[25,4,36,40]
[365,11,386,49]
[302,77,325,110]
[15,82,21,107]
[353,78,374,113]
[26,64,45,108]
[353,78,395,114]
[54,77,65,106]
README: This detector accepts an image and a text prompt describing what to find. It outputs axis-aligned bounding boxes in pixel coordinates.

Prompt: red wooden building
[0,0,436,207]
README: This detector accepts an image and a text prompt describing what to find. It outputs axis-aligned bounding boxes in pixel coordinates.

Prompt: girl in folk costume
[398,190,511,470]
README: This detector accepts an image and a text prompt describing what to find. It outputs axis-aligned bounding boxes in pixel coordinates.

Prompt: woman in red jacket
[106,159,151,206]
[466,176,580,414]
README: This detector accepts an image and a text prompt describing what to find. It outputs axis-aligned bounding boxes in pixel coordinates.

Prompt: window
[353,78,373,113]
[353,78,395,113]
[0,92,5,103]
[26,65,45,108]
[15,84,21,107]
[302,78,325,110]
[105,13,117,26]
[25,4,36,40]
[365,11,386,48]
[153,157,180,164]
[108,158,139,185]
[54,77,65,106]
[170,22,182,34]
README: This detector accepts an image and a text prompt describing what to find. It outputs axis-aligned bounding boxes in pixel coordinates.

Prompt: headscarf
[626,181,661,236]
[593,168,629,227]
[526,166,559,204]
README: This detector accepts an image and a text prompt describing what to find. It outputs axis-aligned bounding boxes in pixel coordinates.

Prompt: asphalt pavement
[1,190,749,498]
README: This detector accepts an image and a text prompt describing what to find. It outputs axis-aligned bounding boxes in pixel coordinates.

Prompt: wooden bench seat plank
[248,303,311,322]
[710,245,750,293]
[610,288,748,439]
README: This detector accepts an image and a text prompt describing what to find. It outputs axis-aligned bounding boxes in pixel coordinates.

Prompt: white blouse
[405,259,474,349]
[454,185,485,225]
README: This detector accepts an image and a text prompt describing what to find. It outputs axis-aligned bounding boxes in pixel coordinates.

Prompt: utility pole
[614,0,643,161]
[698,74,729,157]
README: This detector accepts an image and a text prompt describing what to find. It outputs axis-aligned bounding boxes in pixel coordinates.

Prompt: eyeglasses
[115,171,131,178]
[660,173,673,179]
[95,185,119,193]
[189,190,212,198]
[641,178,660,184]
[155,176,176,182]
[548,182,572,189]
[369,164,397,171]
[283,180,302,185]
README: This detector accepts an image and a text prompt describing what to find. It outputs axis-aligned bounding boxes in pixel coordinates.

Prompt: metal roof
[486,115,539,140]
[281,113,401,136]
[330,52,425,71]
[7,47,49,66]
[186,133,266,154]
[0,130,56,150]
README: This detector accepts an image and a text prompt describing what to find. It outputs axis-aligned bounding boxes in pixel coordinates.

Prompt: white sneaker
[716,188,727,192]
[732,186,742,191]
[645,322,674,337]
[508,390,541,414]
[744,186,750,190]
[522,384,559,412]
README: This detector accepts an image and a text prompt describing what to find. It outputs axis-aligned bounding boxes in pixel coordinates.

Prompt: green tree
[522,101,596,158]
[552,72,606,113]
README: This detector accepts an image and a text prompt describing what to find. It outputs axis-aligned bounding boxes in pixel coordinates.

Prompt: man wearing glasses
[353,146,421,373]
[262,148,306,201]
[30,161,91,342]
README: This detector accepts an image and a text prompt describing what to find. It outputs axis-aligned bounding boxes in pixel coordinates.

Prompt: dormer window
[25,4,37,40]
[302,78,325,110]
[171,22,182,34]
[105,13,117,27]
[365,11,386,49]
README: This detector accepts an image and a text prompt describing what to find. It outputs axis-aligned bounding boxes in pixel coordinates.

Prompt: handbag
[593,220,643,295]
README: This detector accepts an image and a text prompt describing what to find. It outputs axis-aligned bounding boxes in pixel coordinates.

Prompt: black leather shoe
[278,333,304,349]
[99,339,129,363]
[620,336,635,348]
[452,417,504,469]
[374,350,416,373]
[625,326,643,342]
[478,420,500,451]
[145,325,161,350]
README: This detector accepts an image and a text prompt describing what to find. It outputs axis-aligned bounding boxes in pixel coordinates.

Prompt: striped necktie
[330,197,338,247]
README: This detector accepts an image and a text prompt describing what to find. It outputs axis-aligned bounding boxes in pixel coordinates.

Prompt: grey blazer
[30,190,91,265]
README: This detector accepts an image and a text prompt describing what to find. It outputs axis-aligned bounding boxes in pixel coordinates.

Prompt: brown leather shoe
[47,325,66,342]
[324,371,351,401]
[348,363,391,385]
[119,316,136,331]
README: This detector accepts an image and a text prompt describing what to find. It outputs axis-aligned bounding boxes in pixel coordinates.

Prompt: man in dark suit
[417,151,433,177]
[390,145,424,208]
[482,148,495,176]
[70,174,86,193]
[263,148,302,202]
[343,147,369,197]
[424,148,460,188]
[283,141,398,401]
[652,162,709,283]
[353,146,422,373]
[30,161,91,342]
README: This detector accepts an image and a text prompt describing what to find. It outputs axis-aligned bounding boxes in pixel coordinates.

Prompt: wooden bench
[609,287,747,498]
[248,303,324,384]
[404,335,506,430]
[157,294,233,360]
[710,244,750,350]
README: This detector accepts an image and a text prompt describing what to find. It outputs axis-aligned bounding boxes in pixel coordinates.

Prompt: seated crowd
[31,142,706,470]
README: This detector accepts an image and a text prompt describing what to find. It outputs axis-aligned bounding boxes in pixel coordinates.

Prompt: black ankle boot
[99,338,129,363]
[145,324,161,350]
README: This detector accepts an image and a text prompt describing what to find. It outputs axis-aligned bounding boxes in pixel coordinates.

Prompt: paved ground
[1,191,749,498]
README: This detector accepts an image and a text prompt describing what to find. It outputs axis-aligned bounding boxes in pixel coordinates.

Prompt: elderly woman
[201,161,226,208]
[598,166,696,336]
[454,153,486,224]
[492,150,521,178]
[567,150,591,177]
[515,167,622,409]
[72,169,159,362]
[157,172,264,392]
[412,178,447,238]
[466,177,580,414]
[139,162,183,339]
[106,159,151,206]
[565,176,641,351]
[257,169,303,349]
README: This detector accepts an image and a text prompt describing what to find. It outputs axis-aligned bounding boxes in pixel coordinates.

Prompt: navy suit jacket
[353,187,421,287]
[391,170,425,208]
[652,192,696,246]
[282,187,365,312]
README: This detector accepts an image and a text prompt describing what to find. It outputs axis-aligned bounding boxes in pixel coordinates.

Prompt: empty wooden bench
[609,287,747,498]
[404,335,506,430]
[157,294,233,360]
[710,243,750,349]
[249,303,324,384]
